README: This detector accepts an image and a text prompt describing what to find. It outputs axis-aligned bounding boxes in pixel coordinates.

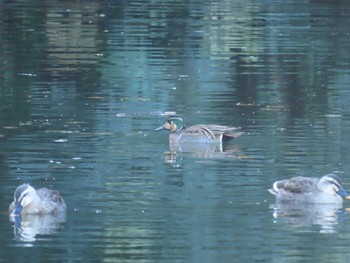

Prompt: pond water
[1,0,350,262]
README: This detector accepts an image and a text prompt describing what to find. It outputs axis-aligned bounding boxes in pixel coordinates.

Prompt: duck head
[155,116,186,133]
[318,174,350,199]
[11,184,39,216]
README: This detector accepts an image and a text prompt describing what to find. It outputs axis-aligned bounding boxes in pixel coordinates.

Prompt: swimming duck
[9,184,67,215]
[269,173,350,204]
[155,115,245,143]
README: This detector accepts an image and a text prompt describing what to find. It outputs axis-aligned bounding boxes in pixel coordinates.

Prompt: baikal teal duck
[155,115,245,144]
[269,173,350,204]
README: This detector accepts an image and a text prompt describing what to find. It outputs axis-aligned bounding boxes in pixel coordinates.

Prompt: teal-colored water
[1,1,350,262]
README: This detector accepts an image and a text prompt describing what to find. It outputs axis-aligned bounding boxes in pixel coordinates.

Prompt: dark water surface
[1,0,350,262]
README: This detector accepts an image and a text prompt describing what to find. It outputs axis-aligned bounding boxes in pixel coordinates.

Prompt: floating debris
[115,111,176,117]
[119,97,151,102]
[47,130,75,134]
[324,114,342,118]
[87,96,106,100]
[236,102,260,107]
[17,73,37,77]
[49,160,62,164]
[19,121,32,126]
[261,105,287,111]
[54,139,68,143]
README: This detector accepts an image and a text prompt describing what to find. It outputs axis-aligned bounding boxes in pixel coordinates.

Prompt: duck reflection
[163,142,242,163]
[169,141,224,153]
[270,203,347,233]
[10,213,66,242]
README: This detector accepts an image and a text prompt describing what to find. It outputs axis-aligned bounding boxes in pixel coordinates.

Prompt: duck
[155,115,245,143]
[9,184,67,215]
[269,173,350,204]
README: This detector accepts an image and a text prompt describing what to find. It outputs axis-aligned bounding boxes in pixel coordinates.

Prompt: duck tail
[223,131,245,141]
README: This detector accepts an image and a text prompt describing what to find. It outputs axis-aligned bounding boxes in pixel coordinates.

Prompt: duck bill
[154,125,165,132]
[337,187,350,199]
[11,203,22,216]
